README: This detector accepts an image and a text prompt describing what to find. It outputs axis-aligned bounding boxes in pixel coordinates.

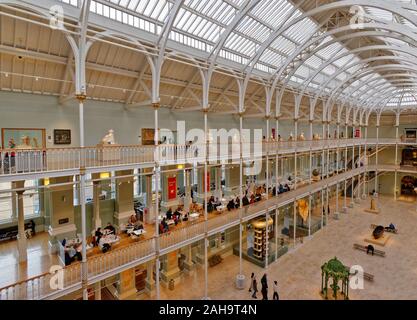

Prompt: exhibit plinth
[97,144,121,161]
[365,234,391,246]
[364,208,380,214]
[364,197,380,214]
[320,290,347,300]
[235,274,245,290]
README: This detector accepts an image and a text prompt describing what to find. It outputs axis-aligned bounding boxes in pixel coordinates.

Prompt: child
[273,281,279,300]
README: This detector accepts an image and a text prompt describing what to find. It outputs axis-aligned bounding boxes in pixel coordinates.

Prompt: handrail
[0,139,400,178]
[0,163,404,300]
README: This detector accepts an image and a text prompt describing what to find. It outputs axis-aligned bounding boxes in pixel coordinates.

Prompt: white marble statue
[299,132,305,141]
[288,132,294,141]
[102,129,116,145]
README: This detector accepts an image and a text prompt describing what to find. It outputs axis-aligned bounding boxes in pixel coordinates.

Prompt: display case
[251,217,274,260]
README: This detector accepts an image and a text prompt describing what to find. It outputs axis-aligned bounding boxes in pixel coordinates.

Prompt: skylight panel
[235,16,270,43]
[251,0,295,29]
[260,49,284,67]
[304,55,323,69]
[284,19,316,44]
[225,32,256,57]
[270,36,296,56]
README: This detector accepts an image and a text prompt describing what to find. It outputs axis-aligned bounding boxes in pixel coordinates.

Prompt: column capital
[202,108,209,114]
[265,115,271,120]
[336,122,340,126]
[75,93,87,102]
[309,119,314,124]
[275,115,280,121]
[238,111,245,117]
[152,102,160,109]
[293,118,299,122]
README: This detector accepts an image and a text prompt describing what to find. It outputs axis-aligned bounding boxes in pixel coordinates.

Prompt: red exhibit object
[168,177,177,200]
[355,129,360,138]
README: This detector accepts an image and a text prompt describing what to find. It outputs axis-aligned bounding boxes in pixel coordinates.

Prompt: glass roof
[55,0,417,110]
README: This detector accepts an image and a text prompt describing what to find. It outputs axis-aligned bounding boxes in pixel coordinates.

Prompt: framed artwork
[142,128,156,145]
[1,128,46,149]
[54,129,71,145]
[405,129,417,139]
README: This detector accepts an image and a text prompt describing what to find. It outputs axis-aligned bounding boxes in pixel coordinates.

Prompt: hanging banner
[206,171,210,192]
[168,177,177,200]
[272,128,276,140]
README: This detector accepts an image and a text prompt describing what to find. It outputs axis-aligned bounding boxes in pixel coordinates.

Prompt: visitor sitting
[387,223,396,230]
[162,218,169,233]
[272,186,276,196]
[104,222,116,235]
[366,244,375,256]
[227,199,235,211]
[212,197,221,210]
[174,209,181,221]
[128,214,137,225]
[183,212,189,222]
[28,219,36,236]
[166,208,173,220]
[250,194,255,204]
[242,195,250,206]
[235,196,240,209]
[284,184,290,192]
[278,184,284,194]
[207,201,214,213]
[255,192,262,202]
[94,227,103,246]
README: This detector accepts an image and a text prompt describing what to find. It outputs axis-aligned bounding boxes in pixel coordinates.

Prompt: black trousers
[273,292,279,300]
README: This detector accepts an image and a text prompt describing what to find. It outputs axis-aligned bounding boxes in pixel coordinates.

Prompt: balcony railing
[0,139,398,178]
[0,164,397,300]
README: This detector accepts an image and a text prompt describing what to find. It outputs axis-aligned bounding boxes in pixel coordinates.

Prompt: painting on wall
[141,128,155,145]
[1,128,46,149]
[54,129,71,145]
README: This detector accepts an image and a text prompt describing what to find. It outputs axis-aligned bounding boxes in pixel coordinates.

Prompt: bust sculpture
[288,132,293,141]
[102,129,116,145]
[299,132,305,141]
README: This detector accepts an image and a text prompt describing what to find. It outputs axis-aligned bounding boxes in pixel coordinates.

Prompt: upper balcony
[0,138,408,181]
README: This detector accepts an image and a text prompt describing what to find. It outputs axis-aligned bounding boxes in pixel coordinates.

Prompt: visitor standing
[272,281,279,300]
[248,273,254,292]
[251,275,258,299]
[261,273,268,300]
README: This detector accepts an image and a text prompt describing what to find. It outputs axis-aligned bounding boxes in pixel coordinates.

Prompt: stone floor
[141,195,417,300]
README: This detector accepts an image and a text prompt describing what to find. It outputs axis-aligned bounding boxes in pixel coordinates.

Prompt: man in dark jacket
[261,273,268,300]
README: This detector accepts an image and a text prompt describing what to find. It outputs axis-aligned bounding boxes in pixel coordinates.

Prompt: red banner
[272,128,276,140]
[168,177,177,200]
[206,172,210,193]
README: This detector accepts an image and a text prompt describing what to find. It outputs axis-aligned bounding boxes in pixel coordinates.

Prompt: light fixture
[5,73,8,77]
[177,164,184,169]
[100,172,110,179]
[35,77,39,81]
[44,178,50,186]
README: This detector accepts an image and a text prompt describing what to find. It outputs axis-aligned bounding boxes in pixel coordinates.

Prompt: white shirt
[273,283,278,292]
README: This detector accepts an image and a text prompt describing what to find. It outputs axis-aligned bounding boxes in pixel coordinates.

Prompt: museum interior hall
[1,0,417,301]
